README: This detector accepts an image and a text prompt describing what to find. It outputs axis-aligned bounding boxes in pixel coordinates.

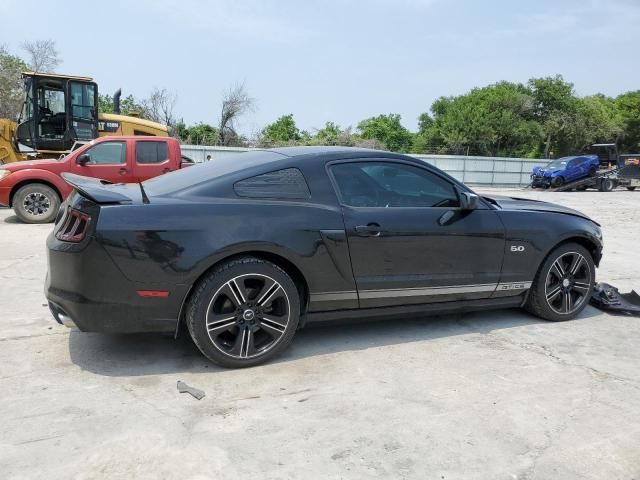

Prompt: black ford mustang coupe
[46,147,603,367]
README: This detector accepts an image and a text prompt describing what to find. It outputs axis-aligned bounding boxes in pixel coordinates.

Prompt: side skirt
[300,295,525,327]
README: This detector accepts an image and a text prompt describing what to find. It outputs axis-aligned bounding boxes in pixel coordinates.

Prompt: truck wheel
[551,176,564,188]
[13,183,61,224]
[627,187,636,191]
[599,179,615,192]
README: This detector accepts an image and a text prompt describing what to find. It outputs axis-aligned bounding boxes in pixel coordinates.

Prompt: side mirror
[459,191,479,210]
[76,154,90,166]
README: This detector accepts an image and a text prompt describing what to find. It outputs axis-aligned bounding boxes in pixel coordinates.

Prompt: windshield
[546,158,569,169]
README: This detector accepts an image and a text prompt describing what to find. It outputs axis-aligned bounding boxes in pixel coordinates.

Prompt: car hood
[532,166,561,176]
[2,158,60,171]
[483,195,598,224]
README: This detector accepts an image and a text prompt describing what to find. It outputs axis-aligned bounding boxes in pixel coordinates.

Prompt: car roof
[264,146,382,157]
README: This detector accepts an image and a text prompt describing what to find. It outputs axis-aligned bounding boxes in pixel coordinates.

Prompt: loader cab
[16,72,98,153]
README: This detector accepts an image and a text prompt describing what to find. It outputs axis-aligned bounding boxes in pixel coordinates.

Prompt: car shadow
[67,305,601,377]
[3,214,21,223]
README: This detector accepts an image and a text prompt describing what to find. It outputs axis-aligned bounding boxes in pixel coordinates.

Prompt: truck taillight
[55,208,91,242]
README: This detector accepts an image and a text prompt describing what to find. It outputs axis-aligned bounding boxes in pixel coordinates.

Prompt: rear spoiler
[61,173,134,204]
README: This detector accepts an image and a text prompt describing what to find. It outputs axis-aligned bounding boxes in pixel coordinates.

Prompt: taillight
[55,207,91,242]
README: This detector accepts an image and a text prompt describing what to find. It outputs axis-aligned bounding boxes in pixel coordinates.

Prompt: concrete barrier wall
[180,145,545,186]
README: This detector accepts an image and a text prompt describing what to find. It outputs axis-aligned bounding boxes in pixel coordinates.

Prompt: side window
[136,141,169,164]
[331,162,459,208]
[234,168,311,200]
[84,142,126,165]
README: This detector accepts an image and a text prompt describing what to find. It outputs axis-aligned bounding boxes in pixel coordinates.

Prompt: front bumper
[531,175,551,187]
[45,231,188,333]
[0,186,11,207]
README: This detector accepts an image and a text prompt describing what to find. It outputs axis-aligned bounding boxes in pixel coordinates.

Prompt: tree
[616,91,640,152]
[21,39,60,73]
[357,114,412,152]
[181,123,219,145]
[218,83,255,146]
[261,114,300,145]
[528,75,578,157]
[142,87,178,129]
[98,93,146,117]
[0,45,29,120]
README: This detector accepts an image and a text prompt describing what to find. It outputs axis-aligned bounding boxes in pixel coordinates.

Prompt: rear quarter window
[136,141,169,164]
[234,168,311,200]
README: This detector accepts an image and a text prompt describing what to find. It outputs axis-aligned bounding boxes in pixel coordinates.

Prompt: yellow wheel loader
[0,72,168,164]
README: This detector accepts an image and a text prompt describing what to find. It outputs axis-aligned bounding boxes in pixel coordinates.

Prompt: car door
[71,140,136,183]
[329,160,506,308]
[566,158,582,181]
[133,139,175,181]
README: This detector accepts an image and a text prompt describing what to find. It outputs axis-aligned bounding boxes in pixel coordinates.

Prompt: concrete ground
[1,188,639,480]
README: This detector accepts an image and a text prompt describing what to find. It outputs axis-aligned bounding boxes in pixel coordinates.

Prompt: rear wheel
[186,257,300,368]
[525,243,595,322]
[13,183,60,224]
[599,178,615,192]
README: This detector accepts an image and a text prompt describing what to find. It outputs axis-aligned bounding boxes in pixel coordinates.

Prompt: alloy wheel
[22,192,51,217]
[206,273,290,359]
[544,251,591,315]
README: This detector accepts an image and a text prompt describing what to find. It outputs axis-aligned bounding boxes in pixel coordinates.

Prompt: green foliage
[0,47,29,120]
[357,114,412,152]
[98,93,146,117]
[176,122,219,145]
[616,90,640,152]
[261,114,300,145]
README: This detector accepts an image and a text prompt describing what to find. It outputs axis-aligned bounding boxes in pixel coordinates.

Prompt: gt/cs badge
[510,245,525,252]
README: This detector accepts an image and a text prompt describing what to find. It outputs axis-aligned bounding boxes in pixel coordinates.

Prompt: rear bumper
[45,231,189,333]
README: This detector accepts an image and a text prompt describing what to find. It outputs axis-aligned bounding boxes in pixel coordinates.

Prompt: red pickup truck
[0,136,193,223]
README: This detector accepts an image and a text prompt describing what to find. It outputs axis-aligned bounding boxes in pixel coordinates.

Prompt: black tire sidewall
[14,184,60,224]
[187,258,300,368]
[551,176,564,187]
[527,243,595,322]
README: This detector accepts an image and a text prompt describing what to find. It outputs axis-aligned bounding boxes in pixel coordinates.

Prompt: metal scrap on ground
[177,380,206,400]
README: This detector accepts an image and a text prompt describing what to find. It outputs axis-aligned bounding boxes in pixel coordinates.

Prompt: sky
[1,0,639,136]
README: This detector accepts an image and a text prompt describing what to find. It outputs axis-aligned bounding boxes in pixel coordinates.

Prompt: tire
[186,257,301,368]
[13,183,61,224]
[525,243,595,322]
[627,187,636,191]
[551,176,564,188]
[599,178,614,192]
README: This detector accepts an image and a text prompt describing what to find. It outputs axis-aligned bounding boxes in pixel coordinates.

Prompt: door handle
[355,223,382,237]
[119,168,128,176]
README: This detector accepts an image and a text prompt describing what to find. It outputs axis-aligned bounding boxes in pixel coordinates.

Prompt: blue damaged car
[531,155,600,188]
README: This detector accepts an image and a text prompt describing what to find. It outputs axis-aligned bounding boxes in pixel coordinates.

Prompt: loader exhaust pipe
[113,89,122,114]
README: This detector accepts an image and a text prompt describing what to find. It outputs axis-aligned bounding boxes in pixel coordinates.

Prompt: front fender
[7,169,71,206]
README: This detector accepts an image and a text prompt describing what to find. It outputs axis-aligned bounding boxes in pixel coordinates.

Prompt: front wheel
[551,176,564,188]
[13,183,61,224]
[186,257,300,368]
[525,243,595,322]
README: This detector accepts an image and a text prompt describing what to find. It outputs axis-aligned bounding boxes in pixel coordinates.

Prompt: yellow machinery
[0,72,168,163]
